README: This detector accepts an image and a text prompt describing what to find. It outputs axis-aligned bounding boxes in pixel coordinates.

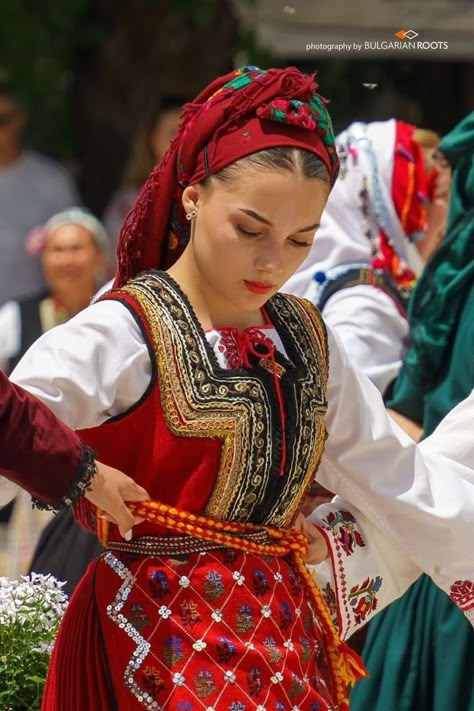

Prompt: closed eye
[289,237,313,248]
[237,224,313,246]
[237,225,261,237]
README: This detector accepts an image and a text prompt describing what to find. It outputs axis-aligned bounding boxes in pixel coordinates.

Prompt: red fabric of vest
[74,293,223,538]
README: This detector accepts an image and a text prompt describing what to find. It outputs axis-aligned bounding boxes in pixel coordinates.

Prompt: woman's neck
[167,258,266,332]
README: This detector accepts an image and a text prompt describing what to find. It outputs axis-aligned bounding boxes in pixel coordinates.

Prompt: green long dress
[351,112,474,711]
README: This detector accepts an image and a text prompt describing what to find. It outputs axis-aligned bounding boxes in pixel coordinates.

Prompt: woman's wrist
[32,443,97,511]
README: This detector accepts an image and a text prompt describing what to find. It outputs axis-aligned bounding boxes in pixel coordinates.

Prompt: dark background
[1,0,472,215]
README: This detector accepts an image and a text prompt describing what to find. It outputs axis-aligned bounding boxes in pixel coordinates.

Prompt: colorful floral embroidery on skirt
[96,549,338,710]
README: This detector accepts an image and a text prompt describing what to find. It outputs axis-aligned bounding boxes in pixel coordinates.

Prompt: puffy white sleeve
[307,325,474,635]
[10,300,152,429]
[419,389,474,471]
[322,285,408,395]
[307,498,420,639]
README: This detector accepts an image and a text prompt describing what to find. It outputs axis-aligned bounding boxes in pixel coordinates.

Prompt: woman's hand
[292,513,329,564]
[84,460,149,538]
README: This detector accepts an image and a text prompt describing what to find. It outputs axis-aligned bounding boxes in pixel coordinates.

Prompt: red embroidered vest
[75,271,328,540]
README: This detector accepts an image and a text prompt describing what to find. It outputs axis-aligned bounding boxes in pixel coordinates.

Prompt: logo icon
[395,29,419,40]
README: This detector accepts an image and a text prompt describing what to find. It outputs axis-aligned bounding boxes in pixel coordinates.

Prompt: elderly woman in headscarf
[0,207,110,374]
[283,120,448,397]
[8,68,474,711]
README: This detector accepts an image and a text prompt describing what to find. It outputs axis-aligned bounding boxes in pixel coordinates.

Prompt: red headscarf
[114,66,339,287]
[379,120,428,286]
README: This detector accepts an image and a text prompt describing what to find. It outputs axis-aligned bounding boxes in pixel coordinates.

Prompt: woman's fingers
[292,513,329,564]
[305,537,329,564]
[85,460,150,538]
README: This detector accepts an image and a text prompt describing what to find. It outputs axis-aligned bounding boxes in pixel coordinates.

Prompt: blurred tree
[0,0,94,156]
[2,1,469,212]
[0,0,241,211]
[75,0,240,212]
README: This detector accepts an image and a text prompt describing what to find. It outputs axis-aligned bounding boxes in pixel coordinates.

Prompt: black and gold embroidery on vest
[121,271,328,528]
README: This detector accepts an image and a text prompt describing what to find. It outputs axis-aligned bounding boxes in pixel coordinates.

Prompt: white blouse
[318,285,408,394]
[280,281,408,395]
[7,298,474,636]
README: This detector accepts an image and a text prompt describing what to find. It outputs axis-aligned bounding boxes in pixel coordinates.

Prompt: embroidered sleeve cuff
[32,442,97,511]
[307,500,420,640]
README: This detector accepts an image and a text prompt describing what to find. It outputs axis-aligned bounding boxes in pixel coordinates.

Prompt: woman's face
[42,224,104,295]
[415,147,451,262]
[182,165,329,315]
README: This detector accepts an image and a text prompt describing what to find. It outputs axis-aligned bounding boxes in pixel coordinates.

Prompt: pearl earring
[186,209,197,221]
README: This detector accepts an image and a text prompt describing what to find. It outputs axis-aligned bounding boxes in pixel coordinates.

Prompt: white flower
[257,706,267,711]
[0,574,67,630]
[0,574,68,699]
[274,573,283,583]
[245,641,255,650]
[284,640,295,651]
[179,576,190,588]
[295,607,301,617]
[232,571,245,585]
[172,672,185,686]
[261,605,271,618]
[192,639,207,651]
[158,606,172,619]
[224,670,236,683]
[271,671,284,684]
[292,706,301,711]
[211,610,222,622]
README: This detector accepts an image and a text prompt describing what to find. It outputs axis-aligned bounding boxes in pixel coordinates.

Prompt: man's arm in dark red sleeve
[0,371,96,509]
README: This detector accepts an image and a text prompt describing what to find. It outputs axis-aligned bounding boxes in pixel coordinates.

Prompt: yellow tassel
[340,640,369,687]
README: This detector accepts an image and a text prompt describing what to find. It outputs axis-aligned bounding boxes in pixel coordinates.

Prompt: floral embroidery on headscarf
[114,66,339,287]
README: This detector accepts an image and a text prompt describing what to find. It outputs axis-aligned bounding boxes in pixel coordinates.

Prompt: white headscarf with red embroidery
[282,119,427,300]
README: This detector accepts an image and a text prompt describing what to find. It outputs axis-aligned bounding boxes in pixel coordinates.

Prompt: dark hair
[159,94,189,114]
[203,147,330,187]
[124,94,189,185]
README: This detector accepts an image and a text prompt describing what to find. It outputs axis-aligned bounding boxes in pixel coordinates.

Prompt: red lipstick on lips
[244,280,274,295]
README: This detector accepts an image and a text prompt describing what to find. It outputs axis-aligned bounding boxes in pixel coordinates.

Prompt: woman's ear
[182,184,200,214]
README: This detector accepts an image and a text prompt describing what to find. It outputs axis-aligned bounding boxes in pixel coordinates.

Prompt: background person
[0,81,79,305]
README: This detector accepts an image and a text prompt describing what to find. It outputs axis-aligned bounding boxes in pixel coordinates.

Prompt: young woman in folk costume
[283,119,448,398]
[10,67,474,711]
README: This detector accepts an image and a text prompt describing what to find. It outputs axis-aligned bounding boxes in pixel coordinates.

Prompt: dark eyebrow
[238,208,319,233]
[296,222,320,233]
[238,208,272,226]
